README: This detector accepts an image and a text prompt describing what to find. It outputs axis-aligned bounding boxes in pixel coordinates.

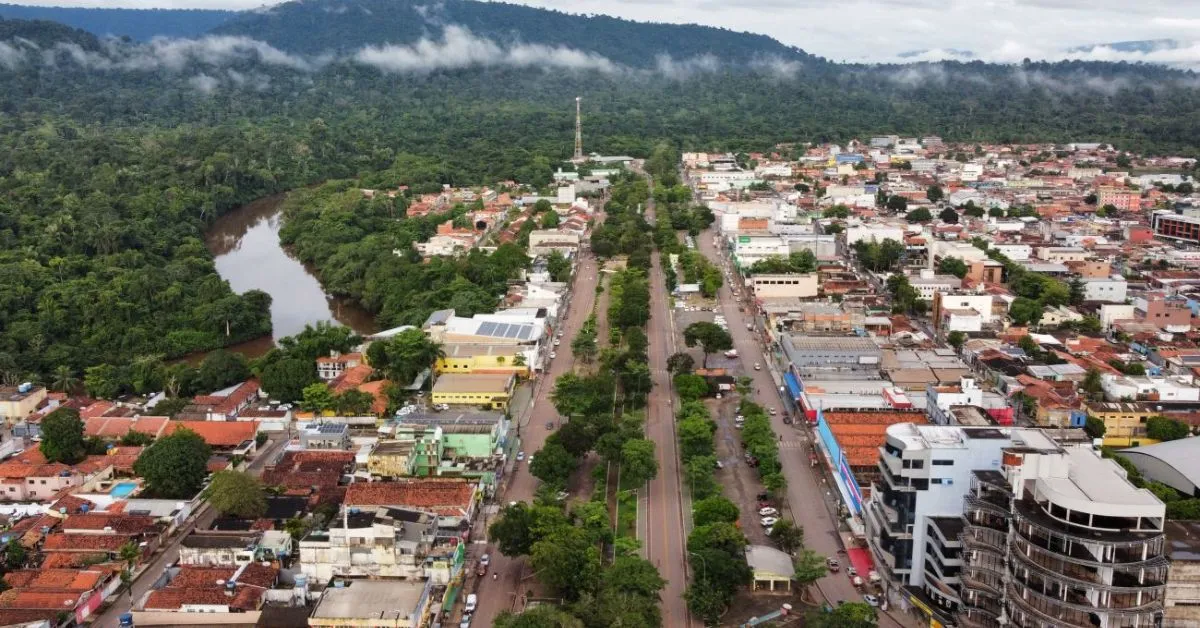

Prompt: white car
[465,594,477,613]
[528,456,534,465]
[758,507,778,517]
[760,516,779,527]
[863,594,880,607]
[754,363,762,370]
[479,554,490,568]
[549,352,557,359]
[516,451,525,461]
[553,339,561,346]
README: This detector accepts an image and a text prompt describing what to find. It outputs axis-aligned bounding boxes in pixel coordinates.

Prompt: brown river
[202,194,377,359]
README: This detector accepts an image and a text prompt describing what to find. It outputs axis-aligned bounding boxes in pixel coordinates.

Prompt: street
[641,243,697,627]
[696,228,915,626]
[468,245,603,626]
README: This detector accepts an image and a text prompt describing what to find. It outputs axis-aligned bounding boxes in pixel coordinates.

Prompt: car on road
[754,363,761,370]
[465,594,477,613]
[479,554,490,568]
[546,421,555,429]
[516,451,525,461]
[760,516,779,527]
[863,595,880,607]
[758,507,778,516]
[769,408,777,416]
[826,558,840,572]
[553,339,561,346]
[528,455,534,465]
[460,614,472,628]
[549,351,557,359]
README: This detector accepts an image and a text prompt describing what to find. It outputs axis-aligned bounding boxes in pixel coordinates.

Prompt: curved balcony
[965,493,1010,518]
[961,525,1007,555]
[958,593,1003,621]
[960,568,1003,598]
[1005,581,1096,628]
[955,612,1002,628]
[1008,571,1165,618]
[1012,501,1165,556]
[1009,537,1168,594]
[1011,521,1167,570]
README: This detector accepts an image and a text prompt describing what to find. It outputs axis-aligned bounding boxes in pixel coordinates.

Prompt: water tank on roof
[17,383,31,394]
[80,504,88,513]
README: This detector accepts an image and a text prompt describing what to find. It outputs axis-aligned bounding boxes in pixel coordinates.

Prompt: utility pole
[573,96,584,163]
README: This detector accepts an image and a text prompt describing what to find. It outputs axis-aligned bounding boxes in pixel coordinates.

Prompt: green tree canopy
[39,408,87,464]
[204,470,266,518]
[682,321,732,368]
[133,428,212,499]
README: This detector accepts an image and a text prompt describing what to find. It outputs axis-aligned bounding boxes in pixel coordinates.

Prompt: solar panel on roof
[518,327,533,340]
[505,325,521,338]
[478,322,497,335]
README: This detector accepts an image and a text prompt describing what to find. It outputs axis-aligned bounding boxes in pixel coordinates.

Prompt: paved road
[695,231,870,606]
[90,434,290,627]
[469,247,602,626]
[643,241,696,628]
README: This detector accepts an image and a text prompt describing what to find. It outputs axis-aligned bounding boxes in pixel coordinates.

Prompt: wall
[1165,561,1200,628]
[748,274,819,299]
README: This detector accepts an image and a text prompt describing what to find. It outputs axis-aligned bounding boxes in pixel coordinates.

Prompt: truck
[724,349,738,358]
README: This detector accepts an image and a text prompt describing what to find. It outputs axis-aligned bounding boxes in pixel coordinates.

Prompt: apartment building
[866,424,1166,628]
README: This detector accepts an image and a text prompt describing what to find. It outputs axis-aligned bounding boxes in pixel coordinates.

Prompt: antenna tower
[573,96,584,163]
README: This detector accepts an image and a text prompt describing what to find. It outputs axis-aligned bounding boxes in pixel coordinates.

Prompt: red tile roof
[84,416,168,439]
[344,480,476,516]
[164,420,258,447]
[0,589,83,610]
[330,364,373,394]
[3,569,104,592]
[0,458,72,480]
[143,563,277,612]
[42,533,132,552]
[191,380,260,416]
[39,553,110,569]
[0,609,61,624]
[62,513,157,535]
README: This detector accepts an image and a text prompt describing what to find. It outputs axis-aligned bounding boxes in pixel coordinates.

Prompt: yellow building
[1087,401,1162,448]
[435,343,530,377]
[0,385,47,424]
[431,374,516,412]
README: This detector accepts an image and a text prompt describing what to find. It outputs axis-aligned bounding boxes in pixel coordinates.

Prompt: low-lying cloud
[353,26,620,74]
[893,39,1200,70]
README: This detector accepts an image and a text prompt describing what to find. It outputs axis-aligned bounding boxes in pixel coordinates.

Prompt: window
[933,459,953,466]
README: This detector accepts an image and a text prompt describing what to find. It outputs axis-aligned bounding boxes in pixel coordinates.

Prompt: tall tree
[204,470,267,518]
[133,428,212,499]
[39,408,87,464]
[683,322,732,368]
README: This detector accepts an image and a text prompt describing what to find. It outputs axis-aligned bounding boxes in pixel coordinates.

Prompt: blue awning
[784,373,803,399]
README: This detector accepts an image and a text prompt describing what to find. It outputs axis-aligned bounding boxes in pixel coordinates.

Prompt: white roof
[1123,438,1200,493]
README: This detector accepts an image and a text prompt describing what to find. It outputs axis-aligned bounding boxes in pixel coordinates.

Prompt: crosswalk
[779,440,808,450]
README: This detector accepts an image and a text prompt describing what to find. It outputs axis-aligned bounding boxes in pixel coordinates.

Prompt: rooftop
[432,373,515,394]
[311,580,426,621]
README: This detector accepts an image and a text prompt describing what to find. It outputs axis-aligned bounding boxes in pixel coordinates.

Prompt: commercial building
[1098,187,1141,212]
[1085,402,1160,448]
[0,385,47,422]
[1153,211,1200,244]
[430,374,516,411]
[299,507,439,584]
[1121,438,1200,497]
[435,343,530,377]
[865,424,1167,628]
[746,273,819,299]
[781,335,882,380]
[308,580,432,628]
[1081,276,1129,303]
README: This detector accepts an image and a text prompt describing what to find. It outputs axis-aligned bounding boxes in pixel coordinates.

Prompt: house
[343,479,478,532]
[527,230,581,256]
[299,506,439,584]
[178,530,262,567]
[163,420,259,454]
[430,373,516,411]
[316,352,364,381]
[182,380,261,421]
[84,416,168,440]
[0,450,94,502]
[0,385,47,423]
[0,568,118,625]
[1081,276,1128,303]
[261,450,354,506]
[299,423,351,450]
[139,562,278,614]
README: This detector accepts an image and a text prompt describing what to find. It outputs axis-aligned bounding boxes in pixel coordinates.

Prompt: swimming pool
[111,482,138,498]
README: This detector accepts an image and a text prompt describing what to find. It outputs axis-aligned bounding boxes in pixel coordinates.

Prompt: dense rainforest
[1,0,1200,385]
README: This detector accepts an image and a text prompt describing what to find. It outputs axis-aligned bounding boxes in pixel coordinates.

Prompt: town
[1,133,1200,628]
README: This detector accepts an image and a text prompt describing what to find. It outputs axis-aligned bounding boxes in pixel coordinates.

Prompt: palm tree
[50,365,79,393]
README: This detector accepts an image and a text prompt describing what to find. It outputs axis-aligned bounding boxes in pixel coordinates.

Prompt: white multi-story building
[990,244,1032,261]
[1082,276,1129,303]
[846,225,906,247]
[866,424,1167,628]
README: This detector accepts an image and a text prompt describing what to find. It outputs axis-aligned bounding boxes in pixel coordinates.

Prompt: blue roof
[784,372,803,399]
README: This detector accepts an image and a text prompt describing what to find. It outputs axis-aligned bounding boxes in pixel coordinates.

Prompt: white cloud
[0,41,27,70]
[353,25,620,74]
[188,72,220,93]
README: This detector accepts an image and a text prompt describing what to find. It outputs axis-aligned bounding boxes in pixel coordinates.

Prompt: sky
[16,0,1200,64]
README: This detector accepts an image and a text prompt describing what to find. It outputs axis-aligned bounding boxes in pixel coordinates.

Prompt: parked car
[826,558,840,573]
[465,594,477,613]
[528,456,534,465]
[546,421,555,430]
[553,339,561,346]
[479,555,490,568]
[754,363,762,370]
[715,460,724,469]
[516,451,525,461]
[460,614,472,628]
[758,507,778,516]
[549,351,557,359]
[760,516,779,527]
[863,594,880,607]
[769,408,777,416]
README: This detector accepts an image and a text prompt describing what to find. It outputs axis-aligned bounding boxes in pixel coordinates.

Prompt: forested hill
[210,0,812,66]
[0,4,235,40]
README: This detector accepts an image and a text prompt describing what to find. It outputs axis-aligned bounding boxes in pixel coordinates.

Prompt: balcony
[1009,538,1169,594]
[1008,572,1165,619]
[965,493,1010,518]
[1012,503,1166,568]
[961,525,1007,555]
